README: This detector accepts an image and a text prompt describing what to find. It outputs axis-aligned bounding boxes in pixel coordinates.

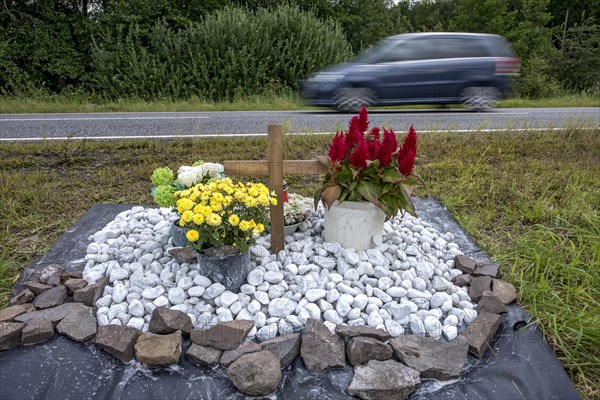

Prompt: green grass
[0,128,598,398]
[0,92,598,113]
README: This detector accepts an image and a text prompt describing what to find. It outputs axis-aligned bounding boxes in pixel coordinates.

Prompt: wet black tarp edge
[0,200,581,400]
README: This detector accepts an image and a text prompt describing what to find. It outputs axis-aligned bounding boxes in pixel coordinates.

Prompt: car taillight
[495,58,521,75]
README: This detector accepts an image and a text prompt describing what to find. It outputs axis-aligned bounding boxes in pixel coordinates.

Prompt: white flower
[202,162,225,178]
[177,163,225,187]
[177,167,197,187]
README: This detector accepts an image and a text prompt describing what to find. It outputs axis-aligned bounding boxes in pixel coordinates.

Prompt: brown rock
[347,359,421,400]
[461,311,502,358]
[95,325,142,363]
[474,262,501,278]
[300,319,345,373]
[451,274,472,287]
[476,290,508,314]
[492,279,518,304]
[346,336,393,366]
[148,307,193,337]
[0,304,35,322]
[45,276,62,287]
[32,285,67,309]
[260,333,302,368]
[468,276,492,303]
[23,281,53,296]
[228,351,282,396]
[14,302,86,325]
[21,320,54,345]
[64,279,88,295]
[9,289,35,306]
[135,330,182,365]
[65,271,84,280]
[73,277,108,307]
[455,255,477,275]
[190,320,254,350]
[0,322,25,351]
[186,343,223,367]
[56,305,97,342]
[220,341,262,367]
[389,335,469,380]
[335,325,391,341]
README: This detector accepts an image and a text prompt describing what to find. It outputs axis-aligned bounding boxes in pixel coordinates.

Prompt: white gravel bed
[82,205,477,342]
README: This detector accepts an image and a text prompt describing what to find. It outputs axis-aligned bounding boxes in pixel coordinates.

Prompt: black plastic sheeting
[0,200,581,400]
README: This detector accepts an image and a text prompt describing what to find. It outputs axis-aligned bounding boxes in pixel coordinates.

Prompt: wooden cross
[223,125,328,254]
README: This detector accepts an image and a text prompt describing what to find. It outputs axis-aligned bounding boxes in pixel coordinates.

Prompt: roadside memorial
[0,111,581,399]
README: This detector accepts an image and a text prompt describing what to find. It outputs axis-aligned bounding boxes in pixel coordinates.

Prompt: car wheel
[334,87,375,112]
[461,86,500,111]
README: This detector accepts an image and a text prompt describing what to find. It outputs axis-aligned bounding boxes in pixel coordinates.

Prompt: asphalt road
[0,107,598,141]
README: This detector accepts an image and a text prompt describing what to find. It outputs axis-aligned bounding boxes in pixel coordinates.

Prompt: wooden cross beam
[223,125,328,254]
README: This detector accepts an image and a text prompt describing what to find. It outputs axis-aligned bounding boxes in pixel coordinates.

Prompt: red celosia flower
[369,126,381,141]
[368,139,382,161]
[398,149,415,176]
[358,106,369,133]
[329,132,348,164]
[349,139,369,170]
[345,122,365,149]
[380,128,398,167]
[397,125,417,175]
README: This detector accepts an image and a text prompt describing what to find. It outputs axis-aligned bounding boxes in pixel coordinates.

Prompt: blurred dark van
[301,32,520,111]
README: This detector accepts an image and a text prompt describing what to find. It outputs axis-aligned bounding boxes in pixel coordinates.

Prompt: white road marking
[1,116,209,121]
[0,126,596,142]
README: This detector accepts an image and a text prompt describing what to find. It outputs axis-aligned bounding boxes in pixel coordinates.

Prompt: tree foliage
[0,0,598,98]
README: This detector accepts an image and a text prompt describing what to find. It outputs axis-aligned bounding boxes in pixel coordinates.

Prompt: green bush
[87,5,352,101]
[517,54,563,98]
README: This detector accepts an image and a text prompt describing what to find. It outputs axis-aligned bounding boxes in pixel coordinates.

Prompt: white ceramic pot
[323,200,385,251]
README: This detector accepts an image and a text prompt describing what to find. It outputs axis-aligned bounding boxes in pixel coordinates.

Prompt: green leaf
[357,181,385,213]
[400,184,417,217]
[313,188,322,210]
[336,168,353,184]
[382,168,404,183]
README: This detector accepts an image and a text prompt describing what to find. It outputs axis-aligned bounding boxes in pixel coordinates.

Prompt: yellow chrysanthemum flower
[259,185,269,196]
[177,198,195,213]
[256,223,265,233]
[181,210,193,223]
[192,213,205,225]
[239,220,251,231]
[245,196,258,207]
[210,203,222,212]
[248,187,260,197]
[212,193,224,202]
[257,195,270,207]
[228,214,240,226]
[201,206,213,217]
[248,219,257,229]
[186,229,199,242]
[270,197,278,206]
[206,214,222,227]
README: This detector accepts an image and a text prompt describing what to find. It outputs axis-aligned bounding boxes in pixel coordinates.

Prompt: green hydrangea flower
[153,185,177,207]
[151,167,175,186]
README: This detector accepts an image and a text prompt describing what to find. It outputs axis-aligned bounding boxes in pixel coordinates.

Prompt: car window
[434,38,491,58]
[373,38,438,63]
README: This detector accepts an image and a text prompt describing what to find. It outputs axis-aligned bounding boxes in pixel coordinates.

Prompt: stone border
[1,253,515,399]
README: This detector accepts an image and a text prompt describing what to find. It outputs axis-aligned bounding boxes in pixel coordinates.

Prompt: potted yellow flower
[150,160,224,246]
[174,178,276,290]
